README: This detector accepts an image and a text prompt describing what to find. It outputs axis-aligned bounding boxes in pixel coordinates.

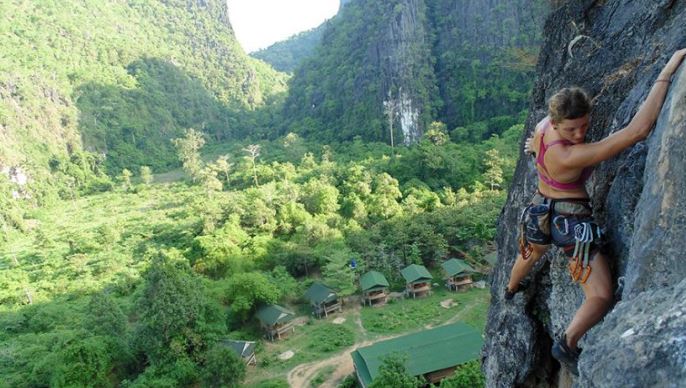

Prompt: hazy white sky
[227,0,339,53]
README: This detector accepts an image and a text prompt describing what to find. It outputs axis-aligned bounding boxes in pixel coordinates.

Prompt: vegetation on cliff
[282,0,547,143]
[251,24,328,73]
[0,0,287,205]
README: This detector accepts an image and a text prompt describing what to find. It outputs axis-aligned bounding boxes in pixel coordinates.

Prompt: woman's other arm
[525,116,549,156]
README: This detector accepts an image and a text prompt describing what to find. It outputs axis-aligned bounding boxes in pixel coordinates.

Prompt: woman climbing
[505,48,686,375]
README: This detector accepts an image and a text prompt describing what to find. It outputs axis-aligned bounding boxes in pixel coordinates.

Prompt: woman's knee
[583,253,613,300]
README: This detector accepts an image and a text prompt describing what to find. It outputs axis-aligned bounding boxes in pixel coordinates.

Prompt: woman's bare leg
[507,243,550,292]
[564,252,613,350]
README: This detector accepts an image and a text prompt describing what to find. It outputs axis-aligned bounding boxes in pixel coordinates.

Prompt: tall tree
[242,144,261,187]
[134,250,213,365]
[172,128,206,182]
[140,166,153,185]
[483,148,504,190]
[118,168,133,191]
[225,272,281,321]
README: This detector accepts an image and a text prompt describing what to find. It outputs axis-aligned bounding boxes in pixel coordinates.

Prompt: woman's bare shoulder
[535,116,550,133]
[532,116,550,143]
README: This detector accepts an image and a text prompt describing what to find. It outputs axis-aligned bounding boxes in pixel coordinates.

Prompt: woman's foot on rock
[551,334,581,376]
[504,279,530,300]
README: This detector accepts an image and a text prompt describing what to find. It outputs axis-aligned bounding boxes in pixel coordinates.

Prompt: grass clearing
[360,287,490,335]
[310,365,336,387]
[243,311,359,385]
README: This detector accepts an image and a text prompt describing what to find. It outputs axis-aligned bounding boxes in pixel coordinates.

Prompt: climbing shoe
[551,334,581,376]
[504,279,530,300]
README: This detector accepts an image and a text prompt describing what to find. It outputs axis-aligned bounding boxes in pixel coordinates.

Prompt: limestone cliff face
[483,1,686,387]
[283,0,436,144]
[283,0,546,144]
[377,0,434,145]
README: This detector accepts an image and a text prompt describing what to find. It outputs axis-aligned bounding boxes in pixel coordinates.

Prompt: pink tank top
[535,121,592,191]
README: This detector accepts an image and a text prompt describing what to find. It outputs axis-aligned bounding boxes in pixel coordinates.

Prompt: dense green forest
[1,0,545,386]
[1,127,518,386]
[251,24,327,73]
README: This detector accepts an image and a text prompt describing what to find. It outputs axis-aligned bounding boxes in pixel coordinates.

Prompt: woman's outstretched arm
[553,49,686,169]
[625,48,686,137]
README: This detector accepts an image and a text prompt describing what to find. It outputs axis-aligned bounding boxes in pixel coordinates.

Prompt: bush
[338,375,360,388]
[305,324,354,353]
[369,354,424,388]
[202,344,246,387]
[439,360,485,388]
[51,336,112,388]
[255,378,290,388]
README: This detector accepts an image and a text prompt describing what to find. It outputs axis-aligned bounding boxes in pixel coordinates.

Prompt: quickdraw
[568,222,599,284]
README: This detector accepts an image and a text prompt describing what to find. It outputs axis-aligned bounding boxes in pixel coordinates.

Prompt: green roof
[255,305,295,326]
[400,264,433,283]
[304,283,338,305]
[221,339,256,358]
[360,271,390,292]
[351,323,483,387]
[441,259,475,277]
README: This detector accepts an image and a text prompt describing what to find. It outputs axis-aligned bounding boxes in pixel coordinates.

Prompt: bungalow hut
[360,271,390,307]
[351,322,484,387]
[401,264,433,299]
[305,282,342,318]
[256,304,295,341]
[221,339,257,365]
[442,258,475,291]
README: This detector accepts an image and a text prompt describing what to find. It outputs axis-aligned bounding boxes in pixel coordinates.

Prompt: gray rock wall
[377,0,434,145]
[483,1,686,387]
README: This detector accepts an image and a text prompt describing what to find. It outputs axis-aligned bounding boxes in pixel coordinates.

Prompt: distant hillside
[282,0,548,144]
[251,24,328,73]
[0,0,287,197]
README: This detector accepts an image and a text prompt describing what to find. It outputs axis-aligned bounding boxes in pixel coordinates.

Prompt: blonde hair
[548,87,592,123]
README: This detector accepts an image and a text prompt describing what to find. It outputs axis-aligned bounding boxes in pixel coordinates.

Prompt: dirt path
[287,340,369,388]
[287,298,483,387]
[427,297,482,329]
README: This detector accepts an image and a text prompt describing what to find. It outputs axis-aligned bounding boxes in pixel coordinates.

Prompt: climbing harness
[518,192,603,283]
[519,196,554,260]
[568,222,601,284]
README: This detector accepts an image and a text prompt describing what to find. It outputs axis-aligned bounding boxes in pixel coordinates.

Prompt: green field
[1,148,497,387]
